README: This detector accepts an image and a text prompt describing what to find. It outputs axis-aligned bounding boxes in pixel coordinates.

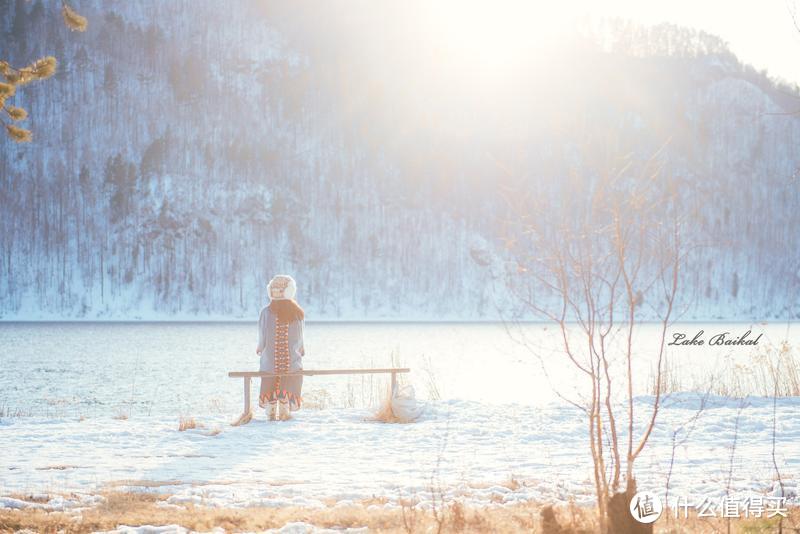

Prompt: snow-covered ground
[1,395,798,512]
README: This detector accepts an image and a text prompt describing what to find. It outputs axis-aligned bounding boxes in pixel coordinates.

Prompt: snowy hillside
[1,1,798,320]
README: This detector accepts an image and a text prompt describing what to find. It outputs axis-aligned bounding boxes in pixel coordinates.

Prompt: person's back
[257,275,305,421]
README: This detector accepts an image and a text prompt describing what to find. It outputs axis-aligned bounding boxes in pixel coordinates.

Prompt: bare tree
[664,391,708,516]
[499,154,685,532]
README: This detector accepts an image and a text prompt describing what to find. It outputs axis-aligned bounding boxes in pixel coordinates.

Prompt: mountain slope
[0,1,798,320]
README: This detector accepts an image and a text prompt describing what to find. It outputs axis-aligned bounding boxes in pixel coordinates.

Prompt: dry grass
[422,354,442,401]
[0,491,576,533]
[106,480,185,488]
[0,491,795,533]
[178,416,198,431]
[230,410,252,427]
[0,403,32,418]
[652,341,800,397]
[177,416,221,436]
[7,493,51,504]
[372,352,424,424]
[372,386,418,424]
[373,393,400,423]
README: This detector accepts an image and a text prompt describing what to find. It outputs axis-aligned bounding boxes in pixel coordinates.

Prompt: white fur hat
[268,274,297,301]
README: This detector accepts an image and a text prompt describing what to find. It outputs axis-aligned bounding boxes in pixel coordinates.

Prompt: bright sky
[583,0,800,84]
[422,0,800,86]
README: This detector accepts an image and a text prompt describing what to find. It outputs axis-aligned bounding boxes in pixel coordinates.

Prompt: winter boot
[279,401,291,421]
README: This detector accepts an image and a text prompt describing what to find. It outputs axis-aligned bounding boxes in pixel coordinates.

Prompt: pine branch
[0,82,15,98]
[1,4,84,143]
[5,105,27,121]
[62,3,88,32]
[18,57,58,84]
[5,123,33,142]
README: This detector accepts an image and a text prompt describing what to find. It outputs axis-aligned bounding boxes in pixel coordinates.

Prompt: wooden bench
[228,368,411,419]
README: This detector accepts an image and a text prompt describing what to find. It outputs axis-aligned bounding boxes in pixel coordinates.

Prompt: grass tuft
[0,403,31,418]
[372,387,419,424]
[652,341,800,398]
[230,411,252,427]
[178,416,198,431]
[373,390,400,423]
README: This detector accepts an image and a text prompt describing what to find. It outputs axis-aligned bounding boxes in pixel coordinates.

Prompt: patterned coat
[257,305,304,409]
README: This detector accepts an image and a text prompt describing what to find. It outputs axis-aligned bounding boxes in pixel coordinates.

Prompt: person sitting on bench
[256,274,305,421]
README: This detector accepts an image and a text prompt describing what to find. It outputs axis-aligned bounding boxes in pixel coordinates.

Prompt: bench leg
[244,376,251,414]
[231,377,254,426]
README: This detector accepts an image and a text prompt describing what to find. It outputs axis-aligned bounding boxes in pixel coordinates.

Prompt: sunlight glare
[421,0,570,82]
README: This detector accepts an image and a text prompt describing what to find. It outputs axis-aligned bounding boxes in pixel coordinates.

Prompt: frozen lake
[0,321,797,418]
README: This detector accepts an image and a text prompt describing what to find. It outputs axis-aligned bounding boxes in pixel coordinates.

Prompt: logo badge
[629,491,663,523]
